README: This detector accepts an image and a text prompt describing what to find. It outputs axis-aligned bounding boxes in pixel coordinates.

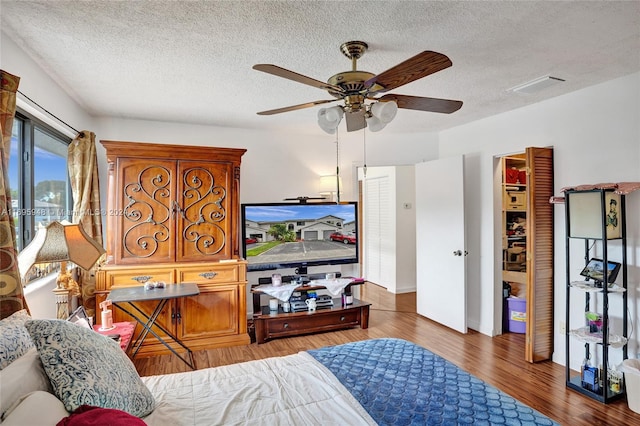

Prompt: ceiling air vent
[509,76,565,94]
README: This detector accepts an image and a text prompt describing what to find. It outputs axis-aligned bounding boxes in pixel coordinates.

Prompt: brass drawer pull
[131,275,152,283]
[340,316,345,321]
[199,272,218,279]
[283,323,289,328]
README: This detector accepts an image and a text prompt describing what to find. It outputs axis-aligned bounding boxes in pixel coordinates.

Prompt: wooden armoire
[95,141,250,356]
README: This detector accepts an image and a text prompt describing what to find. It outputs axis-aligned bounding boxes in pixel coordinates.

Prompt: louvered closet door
[525,147,554,363]
[364,176,392,287]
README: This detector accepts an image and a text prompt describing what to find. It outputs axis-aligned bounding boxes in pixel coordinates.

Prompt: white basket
[622,359,640,414]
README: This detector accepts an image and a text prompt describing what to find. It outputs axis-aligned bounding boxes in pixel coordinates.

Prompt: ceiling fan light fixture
[254,41,462,132]
[326,105,344,122]
[318,106,344,134]
[370,100,398,124]
[365,114,386,132]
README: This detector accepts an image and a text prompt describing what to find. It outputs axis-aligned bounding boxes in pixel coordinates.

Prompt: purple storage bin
[507,297,526,333]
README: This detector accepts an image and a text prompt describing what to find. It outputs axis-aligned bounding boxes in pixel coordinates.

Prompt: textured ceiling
[1,1,639,135]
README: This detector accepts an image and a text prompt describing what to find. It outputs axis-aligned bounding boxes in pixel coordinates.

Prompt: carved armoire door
[176,160,233,262]
[114,158,177,265]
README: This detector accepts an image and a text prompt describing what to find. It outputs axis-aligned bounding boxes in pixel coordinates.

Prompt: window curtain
[68,130,104,319]
[0,70,27,319]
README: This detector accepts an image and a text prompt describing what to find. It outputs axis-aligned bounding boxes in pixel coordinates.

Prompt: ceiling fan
[253,41,463,133]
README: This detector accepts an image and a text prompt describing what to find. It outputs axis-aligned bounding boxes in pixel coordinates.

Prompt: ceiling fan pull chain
[335,128,341,203]
[362,128,367,178]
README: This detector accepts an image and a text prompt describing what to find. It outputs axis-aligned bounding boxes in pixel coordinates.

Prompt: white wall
[439,72,640,368]
[394,166,417,293]
[91,116,439,205]
[1,35,96,137]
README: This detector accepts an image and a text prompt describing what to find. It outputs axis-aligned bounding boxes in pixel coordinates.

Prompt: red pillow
[57,405,146,426]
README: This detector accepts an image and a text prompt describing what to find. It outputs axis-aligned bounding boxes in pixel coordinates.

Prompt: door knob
[453,250,462,256]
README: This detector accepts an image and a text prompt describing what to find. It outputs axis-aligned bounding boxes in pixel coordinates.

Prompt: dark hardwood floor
[133,282,639,426]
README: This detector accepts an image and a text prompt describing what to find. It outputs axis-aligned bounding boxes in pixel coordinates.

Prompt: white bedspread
[141,352,376,426]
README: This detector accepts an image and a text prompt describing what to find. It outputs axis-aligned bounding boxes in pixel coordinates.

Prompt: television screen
[241,202,359,273]
[579,258,621,284]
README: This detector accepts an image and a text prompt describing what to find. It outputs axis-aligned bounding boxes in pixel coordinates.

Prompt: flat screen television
[241,202,359,273]
[579,258,622,284]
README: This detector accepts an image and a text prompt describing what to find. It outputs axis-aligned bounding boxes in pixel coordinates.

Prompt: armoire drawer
[103,269,175,289]
[177,263,242,284]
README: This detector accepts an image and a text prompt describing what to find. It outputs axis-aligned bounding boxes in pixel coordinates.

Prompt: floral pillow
[24,319,155,418]
[0,309,34,370]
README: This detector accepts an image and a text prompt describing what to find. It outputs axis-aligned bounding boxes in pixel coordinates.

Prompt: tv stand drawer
[253,301,370,344]
[267,310,359,332]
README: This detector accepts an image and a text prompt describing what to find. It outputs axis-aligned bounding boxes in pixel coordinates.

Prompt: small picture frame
[579,258,622,284]
[568,191,621,239]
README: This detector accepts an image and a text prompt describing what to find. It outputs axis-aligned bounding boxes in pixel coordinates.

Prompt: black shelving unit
[564,188,628,403]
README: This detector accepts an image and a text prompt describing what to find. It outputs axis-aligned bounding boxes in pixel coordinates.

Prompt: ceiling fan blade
[379,94,463,114]
[345,110,366,132]
[365,51,452,93]
[257,99,338,115]
[253,64,343,92]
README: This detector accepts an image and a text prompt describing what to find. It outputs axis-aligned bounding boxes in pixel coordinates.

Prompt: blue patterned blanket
[307,338,559,426]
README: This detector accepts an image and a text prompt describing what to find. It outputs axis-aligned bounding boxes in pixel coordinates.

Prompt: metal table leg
[114,301,196,370]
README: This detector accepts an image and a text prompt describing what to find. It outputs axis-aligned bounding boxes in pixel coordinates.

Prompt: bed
[1,311,559,425]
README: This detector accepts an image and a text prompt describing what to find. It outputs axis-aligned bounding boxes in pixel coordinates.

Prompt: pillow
[57,405,146,426]
[0,347,52,420]
[0,309,34,370]
[24,319,155,417]
[1,391,68,426]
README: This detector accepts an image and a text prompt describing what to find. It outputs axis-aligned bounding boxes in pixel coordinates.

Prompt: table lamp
[319,175,343,202]
[18,221,106,319]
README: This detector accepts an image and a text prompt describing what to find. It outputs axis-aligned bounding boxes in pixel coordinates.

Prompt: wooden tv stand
[251,280,370,344]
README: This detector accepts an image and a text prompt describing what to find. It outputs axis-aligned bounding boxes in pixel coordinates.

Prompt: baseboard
[393,286,417,294]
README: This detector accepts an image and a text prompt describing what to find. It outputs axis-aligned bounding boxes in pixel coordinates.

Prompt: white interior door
[415,155,467,333]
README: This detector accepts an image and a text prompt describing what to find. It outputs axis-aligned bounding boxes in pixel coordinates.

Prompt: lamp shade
[319,175,343,195]
[18,221,105,281]
[365,115,386,132]
[317,106,344,134]
[370,101,398,124]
